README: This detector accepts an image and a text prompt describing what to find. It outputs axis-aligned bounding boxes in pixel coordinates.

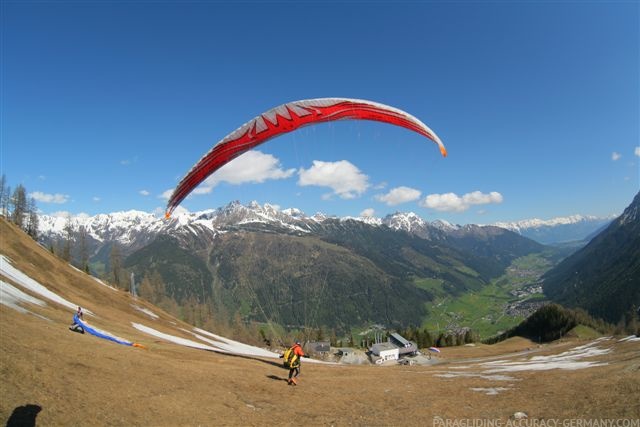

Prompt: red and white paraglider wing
[166,98,446,218]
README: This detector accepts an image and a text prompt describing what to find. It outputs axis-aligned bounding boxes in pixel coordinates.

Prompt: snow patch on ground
[131,304,159,319]
[470,387,512,395]
[434,339,615,391]
[480,341,611,373]
[619,335,640,343]
[132,323,332,362]
[0,254,92,315]
[92,276,117,290]
[132,323,229,353]
[132,322,287,359]
[432,371,517,381]
[192,327,279,358]
[0,279,47,315]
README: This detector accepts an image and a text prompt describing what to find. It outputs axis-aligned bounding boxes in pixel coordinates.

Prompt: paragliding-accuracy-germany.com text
[432,418,640,427]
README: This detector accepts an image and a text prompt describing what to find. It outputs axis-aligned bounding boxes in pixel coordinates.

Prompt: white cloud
[298,160,369,199]
[170,205,189,216]
[49,211,72,218]
[196,151,295,194]
[139,190,150,196]
[159,152,294,204]
[420,191,503,212]
[373,182,387,190]
[92,197,101,202]
[160,189,173,201]
[29,191,69,204]
[375,186,421,206]
[634,147,640,157]
[463,191,504,205]
[612,152,621,161]
[120,156,137,166]
[360,208,376,217]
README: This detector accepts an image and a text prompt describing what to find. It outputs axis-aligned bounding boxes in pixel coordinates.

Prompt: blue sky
[2,1,638,224]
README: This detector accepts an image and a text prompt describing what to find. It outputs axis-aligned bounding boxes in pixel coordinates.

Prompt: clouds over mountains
[419,191,504,213]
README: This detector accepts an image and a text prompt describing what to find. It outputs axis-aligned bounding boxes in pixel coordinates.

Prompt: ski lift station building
[370,342,399,364]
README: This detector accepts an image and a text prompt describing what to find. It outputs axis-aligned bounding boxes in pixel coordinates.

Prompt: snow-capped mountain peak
[491,214,616,244]
[36,201,618,250]
[493,214,609,231]
[383,212,426,232]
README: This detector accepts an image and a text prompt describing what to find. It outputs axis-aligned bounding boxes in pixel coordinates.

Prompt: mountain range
[543,192,640,324]
[37,201,612,252]
[34,201,628,333]
[36,202,548,333]
[493,215,614,245]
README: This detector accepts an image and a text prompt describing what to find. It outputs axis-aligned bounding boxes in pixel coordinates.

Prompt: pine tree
[464,329,474,344]
[329,329,338,347]
[422,328,434,348]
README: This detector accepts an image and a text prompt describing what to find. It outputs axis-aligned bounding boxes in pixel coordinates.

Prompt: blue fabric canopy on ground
[73,314,133,346]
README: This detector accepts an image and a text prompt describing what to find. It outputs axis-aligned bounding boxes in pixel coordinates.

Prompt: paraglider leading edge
[165,98,447,218]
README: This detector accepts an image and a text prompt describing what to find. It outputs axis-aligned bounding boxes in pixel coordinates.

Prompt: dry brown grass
[1,219,639,426]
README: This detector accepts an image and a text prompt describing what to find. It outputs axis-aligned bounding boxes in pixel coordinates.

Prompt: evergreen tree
[621,305,639,336]
[329,329,338,347]
[464,329,476,344]
[259,328,270,346]
[420,328,434,348]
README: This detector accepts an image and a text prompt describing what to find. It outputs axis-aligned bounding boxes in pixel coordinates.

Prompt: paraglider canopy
[166,97,447,218]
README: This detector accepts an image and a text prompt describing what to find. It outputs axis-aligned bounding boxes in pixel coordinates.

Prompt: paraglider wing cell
[166,98,447,217]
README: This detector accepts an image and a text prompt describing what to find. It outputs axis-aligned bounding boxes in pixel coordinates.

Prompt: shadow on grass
[6,404,42,427]
[205,349,287,369]
[267,374,288,382]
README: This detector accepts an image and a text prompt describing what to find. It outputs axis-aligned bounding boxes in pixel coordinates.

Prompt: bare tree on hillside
[138,271,166,305]
[62,214,74,262]
[10,185,27,229]
[25,197,39,240]
[110,243,123,287]
[78,225,90,273]
[0,174,9,217]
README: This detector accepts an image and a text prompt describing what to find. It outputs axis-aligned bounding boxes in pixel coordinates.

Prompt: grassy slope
[1,219,639,425]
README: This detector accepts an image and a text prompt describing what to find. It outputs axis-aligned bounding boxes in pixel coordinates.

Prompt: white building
[389,332,418,356]
[370,342,399,364]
